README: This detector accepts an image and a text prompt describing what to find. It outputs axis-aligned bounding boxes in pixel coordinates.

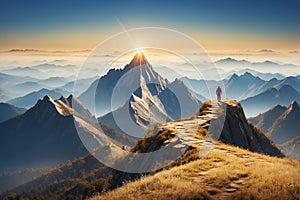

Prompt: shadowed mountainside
[0,103,26,123]
[250,101,300,160]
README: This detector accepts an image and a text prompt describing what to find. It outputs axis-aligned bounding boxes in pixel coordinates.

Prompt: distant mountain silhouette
[0,72,40,100]
[0,72,39,86]
[0,94,10,102]
[241,85,300,117]
[279,136,300,161]
[215,57,298,69]
[223,68,285,81]
[225,72,265,100]
[1,63,77,80]
[38,76,70,88]
[182,72,300,107]
[249,104,287,133]
[30,63,76,71]
[7,88,70,108]
[0,103,26,123]
[268,101,300,144]
[274,76,300,91]
[1,67,46,79]
[59,76,97,93]
[10,81,47,96]
[180,77,219,100]
[215,57,250,67]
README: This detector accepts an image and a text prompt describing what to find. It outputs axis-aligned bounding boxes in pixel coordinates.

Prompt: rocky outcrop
[205,100,284,157]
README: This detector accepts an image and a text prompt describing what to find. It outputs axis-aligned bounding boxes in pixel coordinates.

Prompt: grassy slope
[93,100,298,199]
[92,142,299,200]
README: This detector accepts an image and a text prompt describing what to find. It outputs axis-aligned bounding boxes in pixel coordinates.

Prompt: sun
[134,47,144,53]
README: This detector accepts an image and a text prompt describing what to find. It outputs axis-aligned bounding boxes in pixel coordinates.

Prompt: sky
[1,0,300,54]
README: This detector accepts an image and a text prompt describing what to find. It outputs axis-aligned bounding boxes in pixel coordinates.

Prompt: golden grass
[91,142,299,200]
[131,129,175,153]
[199,100,212,115]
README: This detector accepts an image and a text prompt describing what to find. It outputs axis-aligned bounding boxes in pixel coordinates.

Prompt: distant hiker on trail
[216,86,222,101]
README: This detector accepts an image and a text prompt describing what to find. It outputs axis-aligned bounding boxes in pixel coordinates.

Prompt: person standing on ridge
[216,86,222,101]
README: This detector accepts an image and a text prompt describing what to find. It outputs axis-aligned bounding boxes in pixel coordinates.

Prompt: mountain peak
[288,100,300,112]
[129,52,149,67]
[222,57,236,62]
[42,95,54,102]
[241,72,255,79]
[271,104,286,111]
[279,84,295,92]
[229,73,239,80]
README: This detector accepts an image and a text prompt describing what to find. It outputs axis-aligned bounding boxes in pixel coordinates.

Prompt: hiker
[216,86,222,101]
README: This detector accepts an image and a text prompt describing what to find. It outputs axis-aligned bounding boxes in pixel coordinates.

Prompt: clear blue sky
[1,0,300,51]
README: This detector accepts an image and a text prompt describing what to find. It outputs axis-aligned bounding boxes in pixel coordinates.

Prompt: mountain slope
[197,100,283,157]
[9,81,47,97]
[224,72,265,100]
[92,143,298,200]
[267,101,300,144]
[79,52,167,116]
[250,101,300,160]
[180,77,219,99]
[98,77,201,138]
[0,103,26,123]
[274,76,300,92]
[0,94,135,192]
[90,101,294,200]
[91,100,293,200]
[158,79,201,120]
[249,104,287,133]
[278,136,300,161]
[96,53,201,138]
[240,85,300,117]
[0,94,126,173]
[0,95,89,173]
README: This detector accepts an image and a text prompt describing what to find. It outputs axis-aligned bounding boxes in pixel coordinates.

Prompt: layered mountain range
[0,103,26,123]
[0,94,134,192]
[250,101,300,160]
[0,54,299,198]
[182,72,300,117]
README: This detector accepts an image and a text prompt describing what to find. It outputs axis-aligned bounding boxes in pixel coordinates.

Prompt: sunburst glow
[134,47,144,53]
